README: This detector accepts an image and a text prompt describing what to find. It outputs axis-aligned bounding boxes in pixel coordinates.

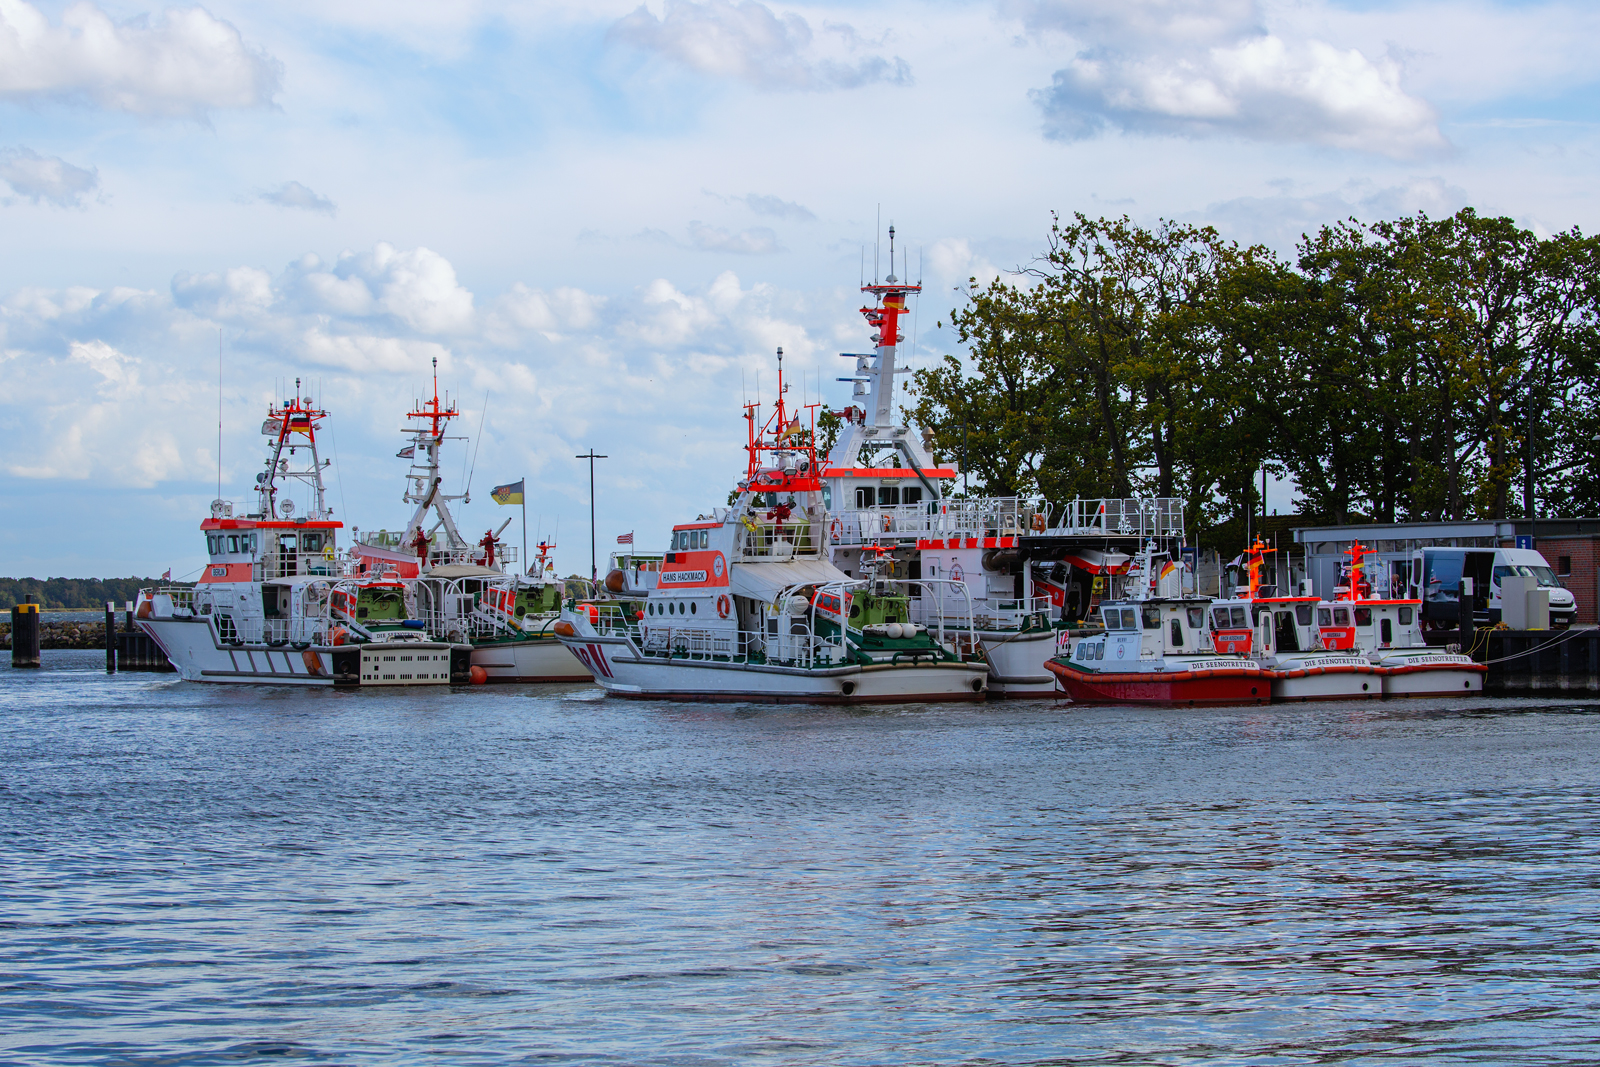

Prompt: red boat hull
[1046,659,1270,707]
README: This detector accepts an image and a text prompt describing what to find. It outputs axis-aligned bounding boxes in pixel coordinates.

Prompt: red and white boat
[136,384,471,686]
[1319,543,1485,697]
[1208,539,1382,701]
[1046,545,1271,706]
[555,349,992,704]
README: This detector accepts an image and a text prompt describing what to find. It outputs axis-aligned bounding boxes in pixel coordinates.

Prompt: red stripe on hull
[1046,660,1269,707]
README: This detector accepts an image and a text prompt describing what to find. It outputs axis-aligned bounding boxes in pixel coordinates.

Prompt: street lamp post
[576,449,607,581]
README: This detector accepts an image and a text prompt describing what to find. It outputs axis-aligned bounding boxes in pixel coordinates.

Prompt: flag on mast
[491,480,524,505]
[616,532,634,545]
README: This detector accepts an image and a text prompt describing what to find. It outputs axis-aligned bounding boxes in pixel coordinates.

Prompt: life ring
[716,594,731,619]
[323,544,335,561]
[1031,513,1046,532]
[881,514,893,532]
[830,518,842,543]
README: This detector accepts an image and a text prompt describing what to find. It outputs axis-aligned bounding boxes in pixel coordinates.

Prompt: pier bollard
[1458,577,1476,656]
[12,596,41,669]
[105,601,117,674]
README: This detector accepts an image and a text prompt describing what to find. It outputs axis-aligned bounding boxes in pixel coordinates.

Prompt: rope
[1468,624,1594,667]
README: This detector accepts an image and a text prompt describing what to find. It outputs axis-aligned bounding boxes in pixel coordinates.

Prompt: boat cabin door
[1256,611,1274,655]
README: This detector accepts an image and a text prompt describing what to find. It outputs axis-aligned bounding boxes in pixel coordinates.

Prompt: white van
[1412,546,1576,630]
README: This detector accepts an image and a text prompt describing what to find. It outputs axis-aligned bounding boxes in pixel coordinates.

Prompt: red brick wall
[1535,536,1600,625]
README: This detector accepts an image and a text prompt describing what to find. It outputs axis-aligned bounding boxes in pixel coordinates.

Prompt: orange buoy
[469,665,488,685]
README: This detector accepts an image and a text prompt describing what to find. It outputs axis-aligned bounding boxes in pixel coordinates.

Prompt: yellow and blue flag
[491,480,524,505]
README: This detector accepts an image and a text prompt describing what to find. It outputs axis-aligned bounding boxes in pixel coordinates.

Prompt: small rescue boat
[1046,544,1270,707]
[1210,539,1381,701]
[1320,543,1485,697]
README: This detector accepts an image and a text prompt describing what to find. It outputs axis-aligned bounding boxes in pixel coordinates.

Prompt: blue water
[5,651,1600,1065]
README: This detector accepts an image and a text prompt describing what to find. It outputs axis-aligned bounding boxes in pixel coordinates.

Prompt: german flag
[491,480,524,505]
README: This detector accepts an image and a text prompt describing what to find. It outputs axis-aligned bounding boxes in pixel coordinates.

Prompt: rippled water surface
[5,651,1600,1065]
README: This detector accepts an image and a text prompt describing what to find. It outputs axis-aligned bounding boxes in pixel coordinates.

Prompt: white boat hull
[139,617,464,686]
[1266,655,1382,702]
[1373,652,1486,696]
[560,633,989,704]
[469,637,591,683]
[976,628,1060,697]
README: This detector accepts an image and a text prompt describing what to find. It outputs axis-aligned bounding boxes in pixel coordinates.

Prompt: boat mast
[401,357,468,551]
[255,377,332,521]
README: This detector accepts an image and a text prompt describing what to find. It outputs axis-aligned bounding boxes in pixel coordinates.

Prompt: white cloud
[609,0,911,90]
[688,220,780,254]
[0,0,280,117]
[0,146,99,207]
[738,192,815,221]
[1019,0,1445,158]
[258,180,336,215]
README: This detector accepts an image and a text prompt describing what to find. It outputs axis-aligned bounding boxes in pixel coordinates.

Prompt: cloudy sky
[1,0,1596,579]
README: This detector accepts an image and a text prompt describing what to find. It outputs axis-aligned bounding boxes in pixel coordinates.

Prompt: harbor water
[5,651,1600,1065]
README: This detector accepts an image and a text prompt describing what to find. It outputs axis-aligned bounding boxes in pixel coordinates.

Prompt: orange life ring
[881,514,892,532]
[1031,513,1046,532]
[716,594,731,619]
[830,518,842,542]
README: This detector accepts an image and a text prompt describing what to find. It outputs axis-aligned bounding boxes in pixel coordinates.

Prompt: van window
[1425,552,1464,596]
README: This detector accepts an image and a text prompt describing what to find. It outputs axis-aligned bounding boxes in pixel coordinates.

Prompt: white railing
[825,496,1185,545]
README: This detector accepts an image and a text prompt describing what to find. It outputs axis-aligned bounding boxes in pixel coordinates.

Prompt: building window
[1558,556,1572,577]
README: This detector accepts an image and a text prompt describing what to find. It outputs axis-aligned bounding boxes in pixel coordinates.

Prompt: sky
[1,0,1597,580]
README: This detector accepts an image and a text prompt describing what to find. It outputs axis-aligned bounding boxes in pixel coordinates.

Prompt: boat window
[1355,607,1372,626]
[1318,608,1332,626]
[1169,618,1183,647]
[1103,608,1121,630]
[1229,607,1248,629]
[1295,604,1313,626]
[227,535,239,553]
[1399,606,1413,625]
[302,533,321,553]
[1212,608,1230,630]
[855,487,873,508]
[1381,618,1393,644]
[1188,608,1204,629]
[878,487,900,507]
[690,601,697,614]
[904,487,922,505]
[1334,608,1351,626]
[1097,642,1106,660]
[206,535,217,555]
[1142,606,1161,630]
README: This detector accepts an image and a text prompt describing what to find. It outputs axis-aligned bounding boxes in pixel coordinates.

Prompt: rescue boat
[1045,544,1271,706]
[135,383,471,686]
[556,349,992,704]
[1319,543,1485,697]
[1208,539,1382,701]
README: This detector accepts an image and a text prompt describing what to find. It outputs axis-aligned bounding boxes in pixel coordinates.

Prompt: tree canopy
[904,208,1600,547]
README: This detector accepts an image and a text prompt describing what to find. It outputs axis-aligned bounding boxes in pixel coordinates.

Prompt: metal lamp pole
[576,450,607,581]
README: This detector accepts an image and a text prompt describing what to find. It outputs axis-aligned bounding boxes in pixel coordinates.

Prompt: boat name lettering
[660,570,708,584]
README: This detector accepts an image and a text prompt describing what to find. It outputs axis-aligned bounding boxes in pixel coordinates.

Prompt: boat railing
[921,593,1053,633]
[825,496,1187,542]
[740,523,820,559]
[1047,497,1185,538]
